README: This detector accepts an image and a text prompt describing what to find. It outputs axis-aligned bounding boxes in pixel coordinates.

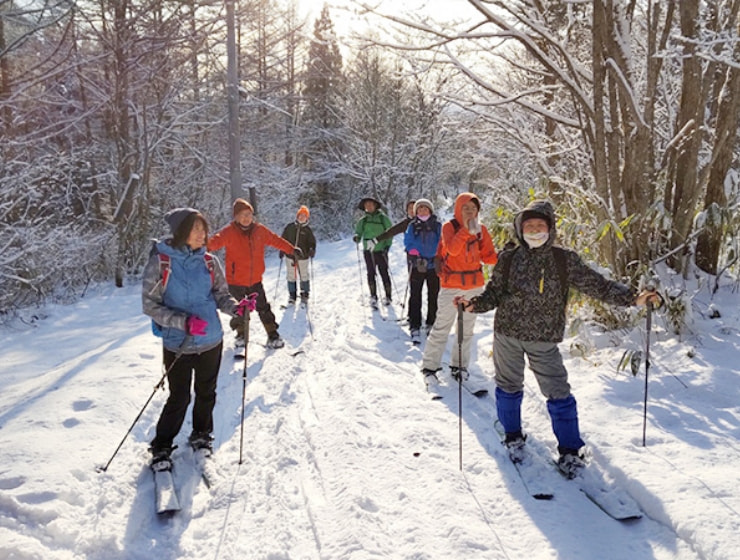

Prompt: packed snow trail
[3,239,740,558]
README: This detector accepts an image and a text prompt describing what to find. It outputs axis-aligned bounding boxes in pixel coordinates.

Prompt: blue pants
[493,332,585,451]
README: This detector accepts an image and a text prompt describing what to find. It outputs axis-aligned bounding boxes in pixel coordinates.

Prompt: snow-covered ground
[1,239,739,559]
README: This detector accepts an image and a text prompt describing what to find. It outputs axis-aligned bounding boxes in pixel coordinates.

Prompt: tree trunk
[695,18,740,274]
[668,0,703,273]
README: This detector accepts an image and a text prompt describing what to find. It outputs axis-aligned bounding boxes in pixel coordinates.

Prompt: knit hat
[296,205,310,220]
[414,198,434,214]
[164,207,199,235]
[519,206,552,228]
[233,198,254,217]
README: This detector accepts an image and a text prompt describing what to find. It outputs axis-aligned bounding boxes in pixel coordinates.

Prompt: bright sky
[299,0,478,37]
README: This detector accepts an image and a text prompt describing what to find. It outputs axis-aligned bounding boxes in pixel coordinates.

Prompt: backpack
[150,248,216,337]
[434,218,487,283]
[496,244,569,302]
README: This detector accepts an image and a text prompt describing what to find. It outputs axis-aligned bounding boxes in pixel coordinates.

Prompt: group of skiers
[141,199,316,472]
[141,192,660,480]
[353,193,660,477]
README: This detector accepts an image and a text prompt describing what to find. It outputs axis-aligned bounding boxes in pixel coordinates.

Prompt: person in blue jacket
[142,208,248,472]
[404,199,441,342]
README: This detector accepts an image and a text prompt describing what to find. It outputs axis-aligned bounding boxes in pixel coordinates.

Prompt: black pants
[408,266,440,330]
[228,282,278,338]
[363,250,392,298]
[152,342,223,451]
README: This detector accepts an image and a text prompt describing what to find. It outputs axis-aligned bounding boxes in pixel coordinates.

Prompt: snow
[1,239,739,560]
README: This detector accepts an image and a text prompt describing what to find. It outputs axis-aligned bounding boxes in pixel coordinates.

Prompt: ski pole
[400,260,412,316]
[96,338,189,473]
[238,293,257,464]
[642,300,653,447]
[305,302,314,340]
[355,241,365,299]
[457,302,464,471]
[386,251,399,302]
[274,255,283,300]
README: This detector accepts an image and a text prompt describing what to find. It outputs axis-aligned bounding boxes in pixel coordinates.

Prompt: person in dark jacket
[375,199,416,243]
[456,200,661,478]
[142,208,248,470]
[280,205,317,305]
[403,199,441,342]
[353,197,393,307]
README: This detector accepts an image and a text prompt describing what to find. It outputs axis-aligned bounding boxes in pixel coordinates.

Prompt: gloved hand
[468,217,481,235]
[235,293,258,316]
[309,248,316,258]
[279,251,285,260]
[353,235,360,243]
[292,247,304,259]
[408,249,420,257]
[186,315,208,336]
[366,238,377,251]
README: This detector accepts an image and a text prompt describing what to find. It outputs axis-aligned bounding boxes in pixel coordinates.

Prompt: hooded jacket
[207,221,295,287]
[142,240,236,353]
[470,199,636,342]
[436,193,498,289]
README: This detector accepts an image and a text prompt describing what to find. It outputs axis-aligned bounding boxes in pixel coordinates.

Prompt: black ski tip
[234,354,245,361]
[618,514,643,522]
[431,394,444,400]
[290,349,305,357]
[533,493,554,500]
[472,389,489,397]
[157,509,180,518]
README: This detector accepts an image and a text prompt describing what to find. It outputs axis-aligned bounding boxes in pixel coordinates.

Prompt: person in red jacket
[208,199,301,349]
[421,192,498,384]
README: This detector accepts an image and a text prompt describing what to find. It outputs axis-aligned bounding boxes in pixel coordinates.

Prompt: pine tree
[302,5,343,130]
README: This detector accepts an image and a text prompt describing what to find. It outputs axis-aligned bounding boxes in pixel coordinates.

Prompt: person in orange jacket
[421,192,498,384]
[208,199,301,349]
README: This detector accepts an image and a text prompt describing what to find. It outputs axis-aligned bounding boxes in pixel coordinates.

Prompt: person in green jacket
[354,197,393,307]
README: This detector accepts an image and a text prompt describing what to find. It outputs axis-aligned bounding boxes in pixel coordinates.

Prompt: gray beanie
[414,198,434,214]
[164,207,199,235]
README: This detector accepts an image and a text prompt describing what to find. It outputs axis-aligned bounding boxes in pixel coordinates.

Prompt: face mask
[417,214,430,222]
[523,231,548,248]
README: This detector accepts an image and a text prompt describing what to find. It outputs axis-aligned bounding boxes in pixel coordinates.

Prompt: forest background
[1,0,739,327]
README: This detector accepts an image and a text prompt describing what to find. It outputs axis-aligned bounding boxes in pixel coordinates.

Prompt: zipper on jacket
[539,267,545,294]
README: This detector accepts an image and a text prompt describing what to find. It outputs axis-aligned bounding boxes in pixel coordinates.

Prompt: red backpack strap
[158,253,171,290]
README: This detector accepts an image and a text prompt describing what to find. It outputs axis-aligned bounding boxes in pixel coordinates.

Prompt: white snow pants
[286,258,309,282]
[422,286,484,371]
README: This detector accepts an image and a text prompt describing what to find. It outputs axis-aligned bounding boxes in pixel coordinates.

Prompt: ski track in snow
[0,240,738,558]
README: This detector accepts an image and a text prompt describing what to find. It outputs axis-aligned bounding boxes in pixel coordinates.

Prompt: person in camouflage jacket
[457,199,661,475]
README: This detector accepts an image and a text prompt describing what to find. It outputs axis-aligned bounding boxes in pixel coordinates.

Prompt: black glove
[353,235,360,243]
[309,248,316,258]
[279,251,285,260]
[292,247,304,259]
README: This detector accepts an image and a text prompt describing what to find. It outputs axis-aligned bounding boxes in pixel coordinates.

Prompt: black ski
[445,365,488,397]
[153,467,181,515]
[423,372,444,400]
[553,458,642,521]
[493,421,554,500]
[192,447,216,489]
